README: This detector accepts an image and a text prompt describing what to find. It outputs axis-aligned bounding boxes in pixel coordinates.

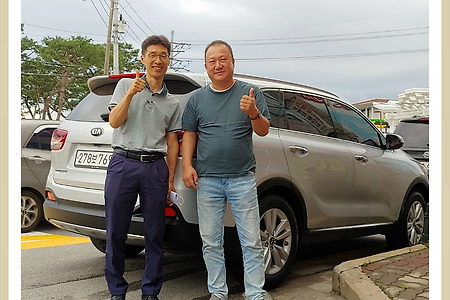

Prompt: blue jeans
[197,173,266,300]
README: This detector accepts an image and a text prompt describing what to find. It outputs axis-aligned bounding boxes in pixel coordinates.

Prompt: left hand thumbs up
[240,88,258,117]
[249,88,254,99]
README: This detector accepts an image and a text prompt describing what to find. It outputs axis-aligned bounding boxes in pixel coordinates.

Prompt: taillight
[51,129,68,150]
[165,207,177,217]
[46,190,56,201]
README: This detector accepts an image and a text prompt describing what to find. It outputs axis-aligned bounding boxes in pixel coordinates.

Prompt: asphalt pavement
[99,242,430,300]
[23,225,428,300]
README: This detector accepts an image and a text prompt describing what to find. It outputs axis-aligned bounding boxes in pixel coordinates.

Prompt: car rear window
[165,79,199,94]
[67,75,202,123]
[66,84,197,123]
[394,121,429,148]
[66,93,111,122]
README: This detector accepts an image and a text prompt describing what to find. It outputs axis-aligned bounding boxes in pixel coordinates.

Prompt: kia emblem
[91,128,104,137]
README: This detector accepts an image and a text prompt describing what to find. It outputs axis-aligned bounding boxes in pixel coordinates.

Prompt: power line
[22,22,427,48]
[97,0,110,16]
[89,0,108,27]
[22,23,105,37]
[21,20,428,66]
[181,48,428,62]
[22,32,106,44]
[119,31,141,47]
[230,31,428,46]
[21,73,89,78]
[182,26,429,45]
[118,5,148,38]
[118,4,144,35]
[123,0,155,35]
[137,0,162,33]
[118,17,143,45]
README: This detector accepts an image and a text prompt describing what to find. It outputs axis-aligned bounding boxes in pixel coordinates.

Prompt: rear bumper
[43,192,202,251]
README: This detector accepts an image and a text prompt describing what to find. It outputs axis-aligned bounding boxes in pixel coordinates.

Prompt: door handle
[289,146,308,156]
[28,156,46,163]
[354,155,368,163]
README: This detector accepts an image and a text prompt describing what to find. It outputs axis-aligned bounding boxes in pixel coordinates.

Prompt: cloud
[173,0,214,14]
[21,0,429,102]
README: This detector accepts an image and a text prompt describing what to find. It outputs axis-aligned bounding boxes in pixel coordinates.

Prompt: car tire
[21,190,44,233]
[225,194,299,290]
[90,237,145,258]
[386,191,426,249]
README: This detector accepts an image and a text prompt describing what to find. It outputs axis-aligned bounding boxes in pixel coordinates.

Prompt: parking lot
[21,222,389,300]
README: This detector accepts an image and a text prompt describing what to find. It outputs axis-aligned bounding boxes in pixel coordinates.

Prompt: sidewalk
[215,244,429,300]
[332,244,429,300]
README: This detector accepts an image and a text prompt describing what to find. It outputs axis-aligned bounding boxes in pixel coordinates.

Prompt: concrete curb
[332,244,427,300]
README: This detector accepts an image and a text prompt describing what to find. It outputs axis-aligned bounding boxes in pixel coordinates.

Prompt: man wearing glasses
[105,35,182,300]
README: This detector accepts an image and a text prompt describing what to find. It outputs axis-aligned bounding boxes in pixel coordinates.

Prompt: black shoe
[141,295,159,300]
[110,295,125,300]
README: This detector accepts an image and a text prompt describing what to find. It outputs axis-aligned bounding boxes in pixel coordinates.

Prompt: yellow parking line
[21,234,91,250]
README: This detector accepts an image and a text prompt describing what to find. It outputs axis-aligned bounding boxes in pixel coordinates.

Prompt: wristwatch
[250,111,261,120]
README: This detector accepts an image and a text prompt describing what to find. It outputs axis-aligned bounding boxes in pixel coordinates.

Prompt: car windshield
[394,122,429,149]
[66,93,111,122]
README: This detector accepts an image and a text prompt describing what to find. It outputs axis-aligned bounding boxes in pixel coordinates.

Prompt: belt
[114,148,164,163]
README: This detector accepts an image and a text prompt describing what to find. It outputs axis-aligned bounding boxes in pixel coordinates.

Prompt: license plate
[74,150,112,169]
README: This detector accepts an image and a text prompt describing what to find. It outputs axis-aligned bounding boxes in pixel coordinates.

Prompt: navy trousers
[104,153,168,296]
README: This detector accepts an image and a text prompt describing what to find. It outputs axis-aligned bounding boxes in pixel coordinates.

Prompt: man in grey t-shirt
[182,40,272,300]
[104,35,181,300]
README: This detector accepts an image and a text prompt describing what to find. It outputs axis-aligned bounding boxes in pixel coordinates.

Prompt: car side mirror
[385,134,404,150]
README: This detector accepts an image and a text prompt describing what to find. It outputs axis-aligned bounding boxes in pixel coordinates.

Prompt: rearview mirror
[385,134,404,150]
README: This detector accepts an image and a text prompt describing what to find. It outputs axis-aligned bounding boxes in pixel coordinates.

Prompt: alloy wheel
[406,200,425,245]
[21,195,39,229]
[260,208,292,275]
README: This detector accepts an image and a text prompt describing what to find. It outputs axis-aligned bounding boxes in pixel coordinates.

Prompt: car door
[327,100,404,224]
[22,125,57,190]
[277,91,354,229]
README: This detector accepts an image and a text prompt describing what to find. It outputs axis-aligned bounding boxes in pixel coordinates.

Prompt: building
[353,88,429,132]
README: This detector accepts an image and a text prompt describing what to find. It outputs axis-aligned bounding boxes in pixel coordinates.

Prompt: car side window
[328,100,381,147]
[280,91,335,136]
[262,90,283,128]
[25,127,55,150]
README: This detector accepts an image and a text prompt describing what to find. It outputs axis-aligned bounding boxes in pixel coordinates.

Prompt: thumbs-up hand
[128,69,146,96]
[240,88,259,119]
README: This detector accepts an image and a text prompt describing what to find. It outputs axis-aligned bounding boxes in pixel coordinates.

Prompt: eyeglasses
[148,53,169,61]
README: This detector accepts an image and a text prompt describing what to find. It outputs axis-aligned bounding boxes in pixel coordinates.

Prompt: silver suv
[44,72,429,288]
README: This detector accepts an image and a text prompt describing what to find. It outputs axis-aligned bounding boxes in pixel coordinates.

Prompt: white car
[44,72,429,288]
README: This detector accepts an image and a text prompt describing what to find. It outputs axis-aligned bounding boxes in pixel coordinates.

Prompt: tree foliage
[21,33,140,120]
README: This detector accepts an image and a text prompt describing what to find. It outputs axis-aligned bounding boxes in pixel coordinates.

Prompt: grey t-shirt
[182,80,270,177]
[109,77,182,154]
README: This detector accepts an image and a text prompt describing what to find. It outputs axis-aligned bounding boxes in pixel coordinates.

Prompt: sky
[19,0,430,103]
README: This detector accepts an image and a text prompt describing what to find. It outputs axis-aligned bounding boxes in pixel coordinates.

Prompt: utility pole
[170,30,174,70]
[169,30,192,72]
[103,0,114,74]
[112,0,119,74]
[104,0,120,75]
